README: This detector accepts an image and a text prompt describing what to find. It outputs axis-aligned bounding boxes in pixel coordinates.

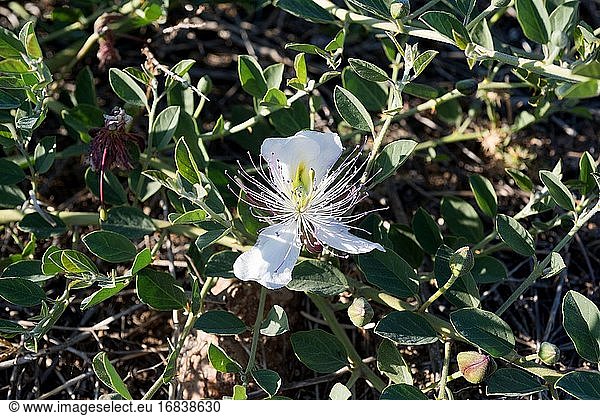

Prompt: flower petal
[233,220,301,289]
[314,221,385,254]
[261,131,343,186]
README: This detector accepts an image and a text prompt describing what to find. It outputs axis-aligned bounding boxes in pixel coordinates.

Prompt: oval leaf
[496,214,535,257]
[375,311,439,345]
[136,268,187,311]
[562,290,600,363]
[290,329,348,373]
[82,230,137,263]
[450,307,515,358]
[195,310,247,335]
[334,85,374,133]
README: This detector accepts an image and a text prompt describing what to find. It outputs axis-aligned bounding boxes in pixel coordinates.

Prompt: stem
[142,276,216,399]
[133,89,160,202]
[308,293,387,392]
[244,286,268,385]
[495,203,600,316]
[418,272,461,313]
[437,341,452,400]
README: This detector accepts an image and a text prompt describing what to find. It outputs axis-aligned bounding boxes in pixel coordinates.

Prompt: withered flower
[88,107,144,206]
[94,13,122,70]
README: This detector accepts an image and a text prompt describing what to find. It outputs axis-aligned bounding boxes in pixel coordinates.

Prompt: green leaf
[60,249,98,274]
[205,251,239,279]
[136,268,187,311]
[168,209,207,225]
[0,277,46,306]
[260,305,289,336]
[109,68,148,107]
[131,248,152,275]
[342,67,387,112]
[403,82,439,99]
[252,369,281,397]
[357,249,419,299]
[0,158,25,185]
[450,308,515,358]
[420,11,470,45]
[19,21,42,59]
[287,53,307,90]
[515,0,551,44]
[556,371,600,400]
[549,1,579,35]
[175,137,203,184]
[347,0,392,19]
[506,168,533,193]
[556,79,600,99]
[539,170,576,211]
[195,310,247,335]
[290,329,348,373]
[0,319,26,338]
[440,197,484,243]
[375,311,438,345]
[496,214,535,257]
[0,26,26,58]
[269,100,311,136]
[75,66,97,106]
[486,368,546,397]
[0,184,26,208]
[264,63,284,89]
[334,85,374,133]
[562,290,600,363]
[413,50,438,77]
[195,227,229,252]
[260,88,288,108]
[470,19,494,50]
[288,260,349,296]
[208,343,242,373]
[348,58,389,82]
[34,136,56,174]
[238,55,267,98]
[103,206,157,239]
[412,208,443,255]
[380,384,428,400]
[371,140,417,185]
[1,260,49,282]
[579,151,597,195]
[152,106,181,149]
[274,0,335,23]
[232,385,247,400]
[92,352,133,400]
[18,213,66,239]
[377,339,413,385]
[471,255,507,284]
[469,174,497,217]
[82,230,137,263]
[434,245,480,308]
[81,282,128,310]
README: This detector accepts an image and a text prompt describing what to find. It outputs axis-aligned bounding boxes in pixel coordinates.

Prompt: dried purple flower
[94,13,122,70]
[88,107,144,206]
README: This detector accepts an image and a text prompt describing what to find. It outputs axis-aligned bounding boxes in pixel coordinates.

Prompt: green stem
[418,272,461,313]
[142,276,216,399]
[495,203,600,316]
[244,286,268,385]
[308,293,387,392]
[437,341,452,400]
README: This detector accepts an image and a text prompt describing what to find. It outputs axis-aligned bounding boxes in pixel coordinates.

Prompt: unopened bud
[99,207,108,222]
[551,31,568,49]
[457,351,497,384]
[198,75,213,95]
[538,342,560,365]
[456,79,479,96]
[390,0,410,19]
[449,246,474,277]
[347,297,374,327]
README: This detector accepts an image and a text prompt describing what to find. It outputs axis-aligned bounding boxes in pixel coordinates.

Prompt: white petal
[314,221,385,255]
[233,220,301,289]
[260,131,343,186]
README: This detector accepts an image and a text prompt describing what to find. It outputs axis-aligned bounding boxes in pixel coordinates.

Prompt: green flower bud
[538,342,560,365]
[449,246,475,277]
[457,351,497,384]
[347,297,374,327]
[455,78,479,96]
[198,75,213,95]
[491,0,511,8]
[390,0,410,20]
[99,207,108,222]
[551,31,568,49]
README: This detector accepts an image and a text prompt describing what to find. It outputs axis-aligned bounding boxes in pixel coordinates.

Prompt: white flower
[231,130,384,289]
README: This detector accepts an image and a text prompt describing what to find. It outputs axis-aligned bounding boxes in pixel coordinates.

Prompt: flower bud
[455,79,479,96]
[347,297,374,327]
[99,207,108,221]
[551,31,568,49]
[538,342,560,365]
[390,0,410,19]
[457,351,497,384]
[449,246,474,277]
[198,75,213,95]
[491,0,511,8]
